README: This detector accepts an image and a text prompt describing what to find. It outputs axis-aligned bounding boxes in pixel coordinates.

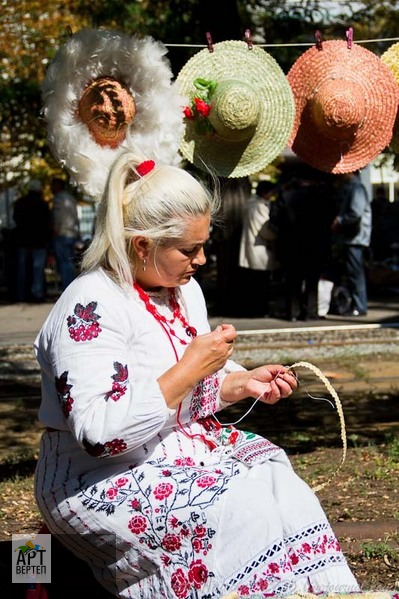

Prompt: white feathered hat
[42,28,185,199]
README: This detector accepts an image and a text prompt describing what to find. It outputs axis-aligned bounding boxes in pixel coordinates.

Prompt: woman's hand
[180,323,237,381]
[158,324,237,409]
[220,364,298,405]
[247,364,298,404]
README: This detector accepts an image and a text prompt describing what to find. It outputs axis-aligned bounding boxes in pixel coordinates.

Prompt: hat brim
[177,41,295,178]
[288,41,399,173]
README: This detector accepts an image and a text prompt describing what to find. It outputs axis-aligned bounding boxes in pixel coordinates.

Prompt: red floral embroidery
[105,362,128,402]
[55,371,74,418]
[268,562,279,573]
[153,482,174,500]
[238,584,250,595]
[169,515,179,528]
[290,552,299,565]
[67,301,102,342]
[104,438,127,455]
[115,477,129,487]
[161,554,172,566]
[194,525,206,538]
[196,475,216,488]
[188,559,208,589]
[193,538,202,553]
[256,578,269,591]
[83,437,127,457]
[190,373,220,420]
[173,457,195,466]
[161,533,182,552]
[128,514,147,534]
[106,487,118,499]
[171,568,190,598]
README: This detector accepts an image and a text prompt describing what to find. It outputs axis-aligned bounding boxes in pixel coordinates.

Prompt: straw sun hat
[381,42,399,153]
[287,39,399,174]
[42,28,184,199]
[176,40,295,178]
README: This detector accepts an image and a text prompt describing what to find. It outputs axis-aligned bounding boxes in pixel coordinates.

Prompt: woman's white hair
[82,151,220,286]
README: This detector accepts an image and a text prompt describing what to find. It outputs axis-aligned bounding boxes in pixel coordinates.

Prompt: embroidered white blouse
[34,268,245,468]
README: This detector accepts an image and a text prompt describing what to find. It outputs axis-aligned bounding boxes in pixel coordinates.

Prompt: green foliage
[361,534,399,559]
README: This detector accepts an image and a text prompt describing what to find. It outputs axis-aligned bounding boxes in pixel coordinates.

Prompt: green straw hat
[381,42,399,153]
[176,40,295,178]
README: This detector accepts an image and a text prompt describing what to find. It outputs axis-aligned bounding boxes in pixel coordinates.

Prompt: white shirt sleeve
[36,274,173,458]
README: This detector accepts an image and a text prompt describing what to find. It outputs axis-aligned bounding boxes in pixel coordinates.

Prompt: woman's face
[135,212,211,290]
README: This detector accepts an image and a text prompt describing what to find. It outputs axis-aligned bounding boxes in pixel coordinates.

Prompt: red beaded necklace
[133,282,197,348]
[133,281,218,451]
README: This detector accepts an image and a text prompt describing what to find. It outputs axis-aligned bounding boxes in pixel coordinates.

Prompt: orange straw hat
[176,40,295,178]
[287,34,399,173]
[381,42,399,153]
[42,28,184,199]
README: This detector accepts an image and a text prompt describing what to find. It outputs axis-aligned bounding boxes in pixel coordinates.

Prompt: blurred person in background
[270,167,335,321]
[238,180,279,317]
[331,171,372,317]
[51,177,80,291]
[13,179,52,302]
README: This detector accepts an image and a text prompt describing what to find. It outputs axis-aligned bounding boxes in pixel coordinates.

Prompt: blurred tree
[0,0,88,189]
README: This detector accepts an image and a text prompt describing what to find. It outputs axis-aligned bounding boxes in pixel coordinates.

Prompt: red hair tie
[136,160,155,177]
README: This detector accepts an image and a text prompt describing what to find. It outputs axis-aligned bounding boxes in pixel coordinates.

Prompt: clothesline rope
[164,36,399,48]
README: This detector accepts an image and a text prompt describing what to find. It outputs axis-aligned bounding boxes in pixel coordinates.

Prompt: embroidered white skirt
[35,430,359,598]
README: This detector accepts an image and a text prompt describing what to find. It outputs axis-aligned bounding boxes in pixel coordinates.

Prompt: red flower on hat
[183,78,216,135]
[183,106,194,119]
[193,97,210,117]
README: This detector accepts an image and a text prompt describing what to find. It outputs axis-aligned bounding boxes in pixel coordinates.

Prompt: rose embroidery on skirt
[77,462,242,596]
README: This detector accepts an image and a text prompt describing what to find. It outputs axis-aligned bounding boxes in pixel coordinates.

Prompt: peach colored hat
[287,38,399,173]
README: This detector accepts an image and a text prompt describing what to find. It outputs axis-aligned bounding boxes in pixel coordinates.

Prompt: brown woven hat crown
[287,40,399,173]
[177,40,295,178]
[78,77,136,149]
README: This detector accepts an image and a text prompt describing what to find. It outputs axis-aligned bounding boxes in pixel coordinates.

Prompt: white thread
[212,393,264,427]
[213,361,347,492]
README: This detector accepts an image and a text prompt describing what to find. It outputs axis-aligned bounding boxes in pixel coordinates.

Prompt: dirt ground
[0,352,398,592]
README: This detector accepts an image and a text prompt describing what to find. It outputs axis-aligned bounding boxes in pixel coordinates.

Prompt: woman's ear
[132,236,150,261]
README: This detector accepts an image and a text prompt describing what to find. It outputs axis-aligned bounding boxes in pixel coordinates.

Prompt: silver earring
[142,259,147,272]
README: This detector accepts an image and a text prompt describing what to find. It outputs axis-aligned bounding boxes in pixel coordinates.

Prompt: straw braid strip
[287,361,347,493]
[221,588,393,598]
[285,594,392,599]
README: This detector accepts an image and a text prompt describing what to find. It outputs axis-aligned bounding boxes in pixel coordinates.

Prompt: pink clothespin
[315,30,323,51]
[346,27,353,49]
[245,28,253,50]
[206,32,214,53]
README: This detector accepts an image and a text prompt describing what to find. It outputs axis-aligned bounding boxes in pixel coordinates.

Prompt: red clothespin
[315,30,323,50]
[245,28,253,50]
[206,32,214,53]
[346,27,353,49]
